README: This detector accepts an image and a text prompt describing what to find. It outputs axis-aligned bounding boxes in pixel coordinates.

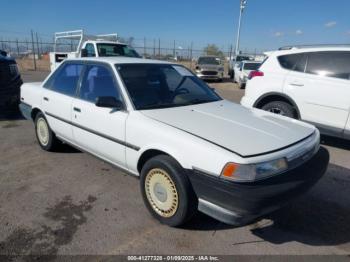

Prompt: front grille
[201,71,218,76]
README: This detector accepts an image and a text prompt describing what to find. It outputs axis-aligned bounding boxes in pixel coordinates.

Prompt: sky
[0,0,350,53]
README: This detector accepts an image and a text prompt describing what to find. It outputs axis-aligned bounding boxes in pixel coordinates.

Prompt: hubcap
[145,168,179,218]
[267,107,285,116]
[37,118,49,146]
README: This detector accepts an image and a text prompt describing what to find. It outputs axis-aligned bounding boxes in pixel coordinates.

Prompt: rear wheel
[261,101,296,118]
[34,112,60,151]
[140,155,197,227]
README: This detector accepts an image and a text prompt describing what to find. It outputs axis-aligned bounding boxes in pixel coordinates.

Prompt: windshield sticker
[172,65,193,76]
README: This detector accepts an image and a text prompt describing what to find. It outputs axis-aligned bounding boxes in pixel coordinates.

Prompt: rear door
[71,62,128,167]
[284,51,350,135]
[42,62,83,142]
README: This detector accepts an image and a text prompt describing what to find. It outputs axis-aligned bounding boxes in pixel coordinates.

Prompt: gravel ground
[0,71,350,259]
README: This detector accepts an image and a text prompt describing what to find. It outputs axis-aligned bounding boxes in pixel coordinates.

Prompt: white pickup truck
[50,30,141,71]
[19,57,329,227]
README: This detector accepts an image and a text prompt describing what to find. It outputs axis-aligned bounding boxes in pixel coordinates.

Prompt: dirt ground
[0,71,350,259]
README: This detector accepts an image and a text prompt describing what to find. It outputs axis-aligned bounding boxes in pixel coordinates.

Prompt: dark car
[0,50,22,113]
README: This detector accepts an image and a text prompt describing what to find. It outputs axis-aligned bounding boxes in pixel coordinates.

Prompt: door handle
[73,107,81,112]
[43,97,49,101]
[289,82,304,87]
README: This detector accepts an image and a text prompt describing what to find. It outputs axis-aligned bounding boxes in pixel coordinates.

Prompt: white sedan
[20,57,329,227]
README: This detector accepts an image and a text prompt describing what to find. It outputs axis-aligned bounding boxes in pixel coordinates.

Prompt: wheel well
[31,108,42,121]
[137,149,169,173]
[255,94,300,119]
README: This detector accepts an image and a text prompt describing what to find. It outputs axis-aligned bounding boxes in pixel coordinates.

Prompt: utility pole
[235,0,247,55]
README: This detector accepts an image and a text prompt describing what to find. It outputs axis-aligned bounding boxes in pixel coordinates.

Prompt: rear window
[243,63,260,70]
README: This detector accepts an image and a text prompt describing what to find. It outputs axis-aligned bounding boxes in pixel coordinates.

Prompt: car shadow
[0,110,24,121]
[184,163,350,248]
[321,135,350,151]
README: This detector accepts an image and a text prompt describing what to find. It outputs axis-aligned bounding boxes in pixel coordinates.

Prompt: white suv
[241,46,350,140]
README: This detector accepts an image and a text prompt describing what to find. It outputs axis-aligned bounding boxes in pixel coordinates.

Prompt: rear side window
[50,63,83,96]
[278,54,306,72]
[79,64,121,103]
[306,51,350,80]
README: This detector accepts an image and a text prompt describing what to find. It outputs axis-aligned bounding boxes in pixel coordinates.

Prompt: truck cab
[81,40,140,58]
[49,30,141,71]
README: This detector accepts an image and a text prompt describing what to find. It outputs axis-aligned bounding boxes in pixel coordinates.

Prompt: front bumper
[196,72,223,80]
[187,147,329,226]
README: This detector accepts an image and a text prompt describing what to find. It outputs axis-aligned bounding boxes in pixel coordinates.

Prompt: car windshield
[244,63,260,70]
[97,43,140,57]
[198,57,220,65]
[116,64,222,110]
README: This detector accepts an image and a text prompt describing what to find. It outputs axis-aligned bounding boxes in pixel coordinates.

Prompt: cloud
[296,30,303,35]
[274,32,284,37]
[325,21,337,28]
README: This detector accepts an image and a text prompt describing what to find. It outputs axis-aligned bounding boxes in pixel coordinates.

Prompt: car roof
[85,40,128,45]
[266,46,350,57]
[66,57,174,65]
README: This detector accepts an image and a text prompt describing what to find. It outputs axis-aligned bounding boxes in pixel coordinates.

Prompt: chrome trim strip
[45,111,140,151]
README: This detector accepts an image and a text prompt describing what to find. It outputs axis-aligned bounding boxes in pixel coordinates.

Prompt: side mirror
[81,49,88,57]
[95,96,124,110]
[0,50,7,57]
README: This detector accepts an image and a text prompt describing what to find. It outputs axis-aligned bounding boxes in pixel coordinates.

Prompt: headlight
[220,158,288,182]
[218,67,224,71]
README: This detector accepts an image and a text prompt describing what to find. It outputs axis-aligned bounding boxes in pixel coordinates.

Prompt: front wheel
[140,155,197,227]
[35,112,60,151]
[261,101,296,119]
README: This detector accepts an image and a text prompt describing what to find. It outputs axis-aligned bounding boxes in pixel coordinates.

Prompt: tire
[261,101,296,118]
[239,82,245,89]
[34,112,60,151]
[140,155,197,227]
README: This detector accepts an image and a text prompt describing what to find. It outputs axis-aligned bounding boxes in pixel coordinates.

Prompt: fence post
[153,39,156,58]
[158,38,160,58]
[143,37,146,57]
[31,30,37,71]
[16,39,20,57]
[173,40,176,59]
[190,42,193,70]
[36,32,40,60]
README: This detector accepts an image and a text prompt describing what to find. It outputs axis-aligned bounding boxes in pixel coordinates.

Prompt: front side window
[85,43,96,57]
[116,64,221,110]
[79,64,121,103]
[97,44,140,58]
[50,63,83,96]
[306,51,350,80]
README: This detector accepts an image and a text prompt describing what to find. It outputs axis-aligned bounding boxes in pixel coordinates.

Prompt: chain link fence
[0,35,267,72]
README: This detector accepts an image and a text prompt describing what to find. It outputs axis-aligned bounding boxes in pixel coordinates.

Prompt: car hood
[141,100,315,157]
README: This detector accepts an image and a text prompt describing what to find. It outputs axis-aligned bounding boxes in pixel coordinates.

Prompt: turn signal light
[222,163,239,178]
